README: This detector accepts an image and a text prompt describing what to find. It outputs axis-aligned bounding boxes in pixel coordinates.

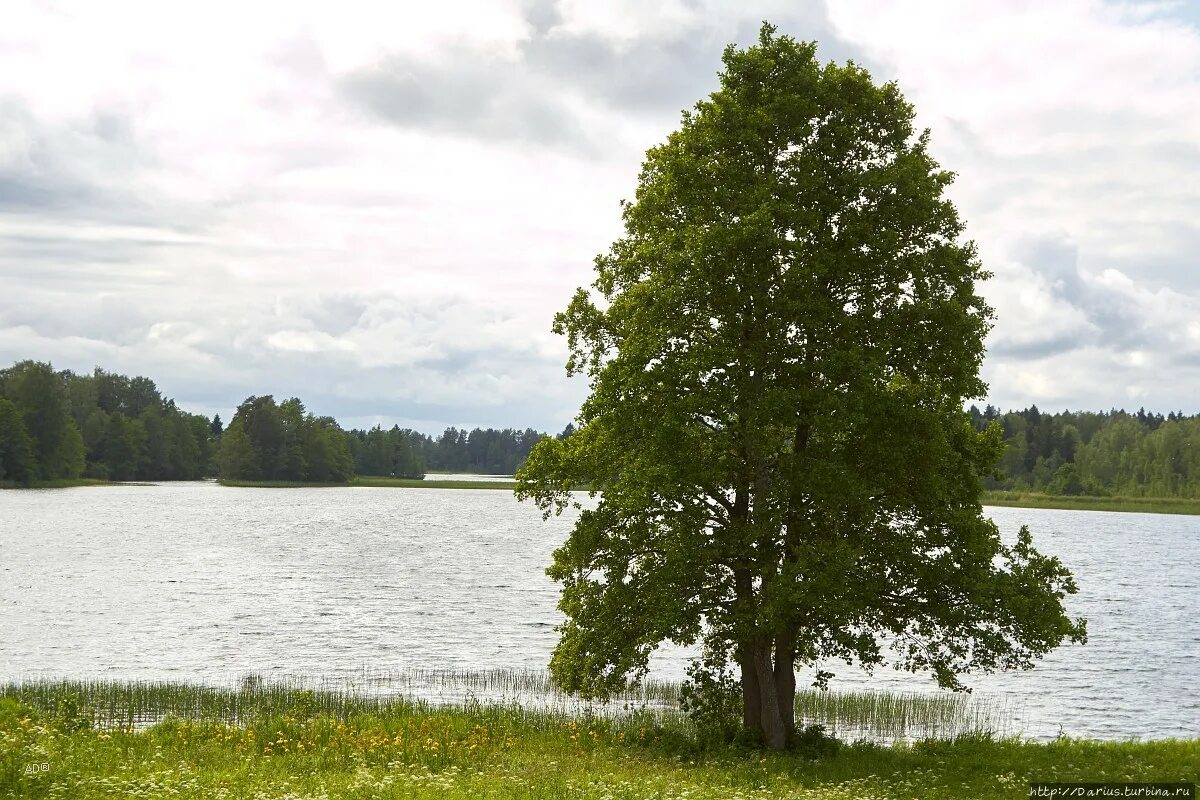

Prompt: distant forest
[0,360,547,484]
[968,404,1200,497]
[3,358,1199,496]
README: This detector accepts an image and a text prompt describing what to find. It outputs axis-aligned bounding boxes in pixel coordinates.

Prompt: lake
[1,481,1196,741]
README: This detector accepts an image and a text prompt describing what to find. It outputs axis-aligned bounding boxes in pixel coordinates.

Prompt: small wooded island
[0,360,545,485]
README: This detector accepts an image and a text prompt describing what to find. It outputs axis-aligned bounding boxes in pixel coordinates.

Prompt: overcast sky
[2,1,1199,434]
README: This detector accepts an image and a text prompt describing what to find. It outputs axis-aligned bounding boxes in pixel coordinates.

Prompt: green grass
[0,478,117,490]
[356,477,518,490]
[218,477,519,489]
[982,490,1200,515]
[2,680,1195,800]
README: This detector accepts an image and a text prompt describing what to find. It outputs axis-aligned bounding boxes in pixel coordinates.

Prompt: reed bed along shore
[217,477,520,489]
[2,668,1008,742]
[2,676,1196,800]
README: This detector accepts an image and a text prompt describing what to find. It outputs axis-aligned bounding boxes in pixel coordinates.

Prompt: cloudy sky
[2,0,1198,433]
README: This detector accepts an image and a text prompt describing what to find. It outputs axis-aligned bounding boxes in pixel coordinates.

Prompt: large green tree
[216,419,259,480]
[0,360,85,479]
[0,397,36,483]
[516,27,1086,750]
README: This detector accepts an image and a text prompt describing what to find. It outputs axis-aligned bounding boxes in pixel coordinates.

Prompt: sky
[2,0,1199,434]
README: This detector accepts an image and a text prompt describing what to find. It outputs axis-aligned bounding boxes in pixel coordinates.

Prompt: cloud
[340,49,590,149]
[339,1,852,151]
[0,276,586,433]
[825,0,1200,410]
[0,100,142,219]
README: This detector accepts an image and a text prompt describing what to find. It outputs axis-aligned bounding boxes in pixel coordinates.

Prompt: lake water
[1,481,1196,741]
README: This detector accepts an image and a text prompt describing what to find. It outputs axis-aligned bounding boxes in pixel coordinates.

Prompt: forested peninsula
[0,360,544,486]
[3,357,1200,503]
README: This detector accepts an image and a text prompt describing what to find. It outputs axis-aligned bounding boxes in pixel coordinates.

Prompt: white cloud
[828,0,1200,410]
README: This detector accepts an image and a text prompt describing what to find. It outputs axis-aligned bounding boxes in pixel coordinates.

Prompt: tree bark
[738,632,798,749]
[753,637,788,750]
[738,644,762,735]
[773,626,799,740]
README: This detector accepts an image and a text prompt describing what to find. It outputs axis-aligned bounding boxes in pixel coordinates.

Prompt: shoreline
[3,678,1196,799]
[218,477,519,490]
[981,491,1200,515]
[8,479,1200,516]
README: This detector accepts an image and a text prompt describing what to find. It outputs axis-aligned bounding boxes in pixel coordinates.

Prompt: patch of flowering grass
[1,691,1197,799]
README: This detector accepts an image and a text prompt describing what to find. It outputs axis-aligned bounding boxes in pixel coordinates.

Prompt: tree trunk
[752,637,788,750]
[773,627,798,740]
[738,632,798,750]
[739,645,762,736]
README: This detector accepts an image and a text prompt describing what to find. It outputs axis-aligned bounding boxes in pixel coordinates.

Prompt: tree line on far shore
[215,400,546,482]
[6,357,1200,496]
[0,360,217,483]
[969,404,1200,497]
[0,360,549,485]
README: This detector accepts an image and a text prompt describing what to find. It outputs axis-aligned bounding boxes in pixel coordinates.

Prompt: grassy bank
[219,477,519,490]
[0,478,114,490]
[982,490,1200,515]
[2,681,1195,800]
[357,477,517,490]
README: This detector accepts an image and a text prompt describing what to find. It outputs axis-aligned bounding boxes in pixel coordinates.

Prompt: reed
[1,668,1001,741]
[793,686,1010,740]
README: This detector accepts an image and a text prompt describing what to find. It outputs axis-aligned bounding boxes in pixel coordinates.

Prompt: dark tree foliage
[341,425,548,478]
[217,395,354,483]
[2,359,561,485]
[0,397,36,483]
[419,427,543,474]
[345,425,426,478]
[0,361,216,482]
[6,354,1195,493]
[968,404,1200,497]
[0,361,85,480]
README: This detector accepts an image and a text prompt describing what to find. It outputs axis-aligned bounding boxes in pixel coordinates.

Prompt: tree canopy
[516,26,1086,750]
[216,396,355,483]
[967,404,1200,497]
[0,360,85,480]
[0,361,224,483]
[0,397,36,483]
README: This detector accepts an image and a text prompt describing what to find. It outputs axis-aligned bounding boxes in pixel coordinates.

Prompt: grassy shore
[982,490,1200,515]
[1,680,1196,799]
[219,477,519,490]
[0,478,114,490]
